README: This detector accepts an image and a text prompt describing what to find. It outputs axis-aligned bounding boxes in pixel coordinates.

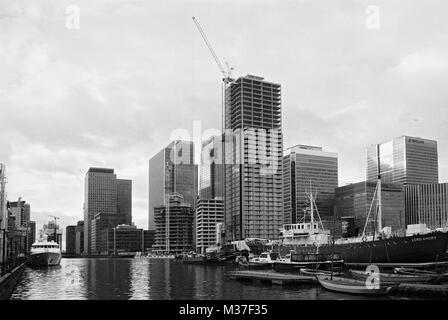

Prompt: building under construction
[153,193,194,254]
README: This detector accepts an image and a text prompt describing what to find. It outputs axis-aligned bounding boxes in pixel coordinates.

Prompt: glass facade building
[224,75,283,241]
[335,181,405,237]
[148,140,198,231]
[283,145,338,224]
[83,168,132,254]
[199,136,224,199]
[366,136,438,185]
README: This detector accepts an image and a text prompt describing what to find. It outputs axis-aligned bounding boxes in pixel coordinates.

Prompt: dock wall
[0,263,26,300]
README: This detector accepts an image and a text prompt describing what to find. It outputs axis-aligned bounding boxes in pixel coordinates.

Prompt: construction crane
[192,17,234,84]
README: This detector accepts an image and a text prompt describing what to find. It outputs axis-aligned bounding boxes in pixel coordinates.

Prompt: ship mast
[309,180,314,234]
[376,144,382,234]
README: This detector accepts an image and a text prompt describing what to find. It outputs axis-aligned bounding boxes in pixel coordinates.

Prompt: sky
[1,0,447,239]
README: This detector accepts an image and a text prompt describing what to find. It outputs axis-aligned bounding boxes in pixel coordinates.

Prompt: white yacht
[29,236,61,266]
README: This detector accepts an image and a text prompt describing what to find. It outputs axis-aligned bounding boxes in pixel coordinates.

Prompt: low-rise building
[404,183,448,229]
[335,181,405,237]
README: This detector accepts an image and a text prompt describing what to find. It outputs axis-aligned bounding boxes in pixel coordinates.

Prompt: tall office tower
[153,193,194,254]
[9,198,31,229]
[195,198,224,253]
[283,145,338,224]
[148,140,198,230]
[366,136,438,185]
[29,221,36,244]
[83,168,132,254]
[224,75,283,241]
[199,136,224,199]
[66,225,76,255]
[75,221,84,255]
[117,179,132,225]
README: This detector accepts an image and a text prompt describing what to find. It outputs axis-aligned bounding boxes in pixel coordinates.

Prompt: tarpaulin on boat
[231,240,251,252]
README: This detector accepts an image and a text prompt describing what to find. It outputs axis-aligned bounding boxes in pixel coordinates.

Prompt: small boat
[350,269,439,284]
[393,267,438,275]
[238,252,278,269]
[318,276,395,295]
[300,268,343,277]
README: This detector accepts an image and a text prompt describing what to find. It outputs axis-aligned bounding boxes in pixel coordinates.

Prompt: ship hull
[293,232,448,264]
[29,252,62,266]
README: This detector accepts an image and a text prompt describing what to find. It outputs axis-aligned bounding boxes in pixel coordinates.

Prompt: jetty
[393,283,448,297]
[226,270,318,286]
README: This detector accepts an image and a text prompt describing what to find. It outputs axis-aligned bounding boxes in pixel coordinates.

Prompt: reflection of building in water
[86,258,133,299]
[148,259,171,299]
[129,259,150,299]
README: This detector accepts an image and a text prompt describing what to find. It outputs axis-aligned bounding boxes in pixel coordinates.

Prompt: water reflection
[11,258,392,300]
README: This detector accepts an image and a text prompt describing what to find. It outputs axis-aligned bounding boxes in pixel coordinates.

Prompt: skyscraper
[199,136,224,199]
[83,168,132,254]
[224,75,283,241]
[75,220,84,255]
[66,225,76,255]
[283,145,338,224]
[117,179,132,225]
[366,136,438,185]
[148,140,198,230]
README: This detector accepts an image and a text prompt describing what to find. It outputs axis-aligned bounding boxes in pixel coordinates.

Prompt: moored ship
[279,157,448,264]
[29,236,62,266]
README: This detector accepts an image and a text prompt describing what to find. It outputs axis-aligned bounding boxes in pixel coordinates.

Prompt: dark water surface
[11,258,396,300]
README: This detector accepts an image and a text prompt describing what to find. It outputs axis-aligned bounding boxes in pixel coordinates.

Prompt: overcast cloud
[1,0,447,238]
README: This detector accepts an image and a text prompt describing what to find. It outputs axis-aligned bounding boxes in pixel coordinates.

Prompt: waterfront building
[224,75,284,241]
[0,163,7,264]
[199,136,224,199]
[9,198,30,229]
[8,198,32,254]
[404,183,448,230]
[195,198,224,253]
[148,140,198,231]
[366,136,438,185]
[90,212,126,254]
[335,181,405,237]
[283,145,338,224]
[75,221,84,255]
[66,225,76,255]
[95,224,155,255]
[83,167,132,254]
[153,193,194,254]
